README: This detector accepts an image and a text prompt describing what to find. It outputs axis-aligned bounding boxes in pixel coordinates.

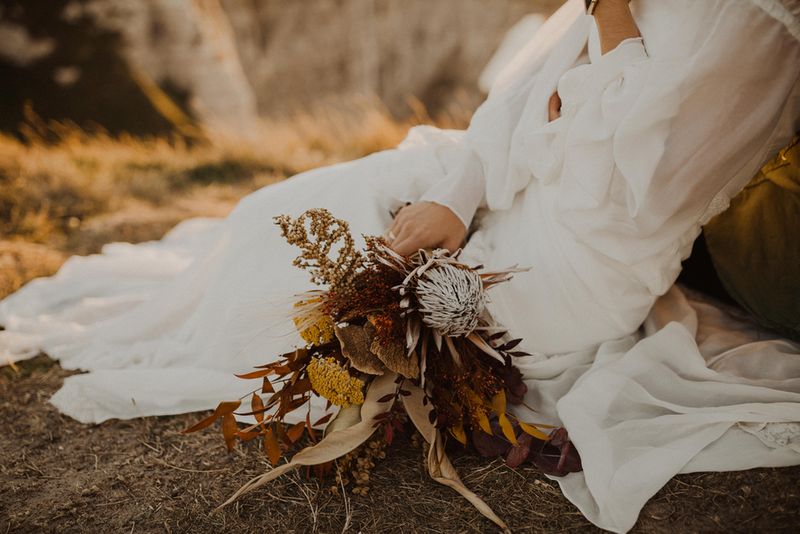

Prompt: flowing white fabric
[2,1,800,532]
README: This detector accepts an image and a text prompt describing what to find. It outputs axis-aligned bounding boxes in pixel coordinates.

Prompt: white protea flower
[414,262,486,337]
[379,244,527,343]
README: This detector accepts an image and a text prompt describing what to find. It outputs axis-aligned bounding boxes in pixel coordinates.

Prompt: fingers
[441,234,464,254]
[388,218,406,240]
[387,201,466,256]
[392,224,433,256]
[389,216,417,255]
[389,204,413,232]
[392,231,423,256]
[391,238,416,257]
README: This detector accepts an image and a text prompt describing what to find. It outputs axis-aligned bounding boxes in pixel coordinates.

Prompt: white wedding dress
[2,0,800,531]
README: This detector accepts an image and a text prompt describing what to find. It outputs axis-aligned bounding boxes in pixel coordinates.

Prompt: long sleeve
[415,0,590,228]
[522,1,800,294]
[418,147,485,228]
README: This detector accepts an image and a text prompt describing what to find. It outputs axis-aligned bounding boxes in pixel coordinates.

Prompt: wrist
[587,0,630,17]
[588,0,639,55]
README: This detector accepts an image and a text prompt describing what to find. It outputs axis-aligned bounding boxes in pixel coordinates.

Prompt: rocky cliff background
[0,0,562,136]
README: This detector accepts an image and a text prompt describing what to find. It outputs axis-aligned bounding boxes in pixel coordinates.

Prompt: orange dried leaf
[293,376,312,393]
[519,421,551,441]
[235,369,275,380]
[449,423,467,445]
[262,377,275,394]
[275,422,291,446]
[305,412,317,442]
[498,414,518,446]
[490,390,507,418]
[314,413,333,426]
[222,413,238,451]
[264,427,281,466]
[251,393,265,424]
[287,396,311,411]
[264,391,280,408]
[183,400,241,434]
[286,421,305,443]
[272,365,292,376]
[236,430,261,442]
[476,410,492,435]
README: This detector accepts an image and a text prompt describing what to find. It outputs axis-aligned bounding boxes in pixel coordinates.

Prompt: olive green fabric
[704,136,800,341]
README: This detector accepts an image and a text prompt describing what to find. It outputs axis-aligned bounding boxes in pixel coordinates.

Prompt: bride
[3,0,800,531]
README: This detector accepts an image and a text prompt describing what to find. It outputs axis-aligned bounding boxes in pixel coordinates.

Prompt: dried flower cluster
[293,299,335,346]
[187,208,581,531]
[307,356,365,407]
[274,209,364,287]
[330,436,388,495]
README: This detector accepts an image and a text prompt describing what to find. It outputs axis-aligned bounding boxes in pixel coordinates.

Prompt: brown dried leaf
[251,393,265,424]
[505,432,533,468]
[264,427,281,466]
[368,321,419,379]
[500,338,523,351]
[275,421,290,446]
[236,430,262,442]
[498,414,518,446]
[272,365,292,376]
[287,396,311,412]
[235,369,275,380]
[287,422,306,443]
[334,324,386,375]
[476,409,492,435]
[305,412,317,442]
[183,400,241,434]
[292,376,312,394]
[287,348,310,368]
[262,377,275,394]
[472,428,511,457]
[222,414,238,451]
[519,421,550,441]
[449,422,467,445]
[490,390,507,418]
[314,413,333,426]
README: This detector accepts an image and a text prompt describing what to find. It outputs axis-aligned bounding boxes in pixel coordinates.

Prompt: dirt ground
[1,354,799,534]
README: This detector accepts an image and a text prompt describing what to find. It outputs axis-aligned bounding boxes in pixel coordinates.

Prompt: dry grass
[0,98,454,246]
[1,102,799,533]
[1,356,798,533]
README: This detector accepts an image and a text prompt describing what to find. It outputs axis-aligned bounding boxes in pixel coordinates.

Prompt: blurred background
[0,0,560,297]
[0,0,562,136]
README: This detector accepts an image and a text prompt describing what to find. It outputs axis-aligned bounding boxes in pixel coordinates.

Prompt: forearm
[592,0,640,55]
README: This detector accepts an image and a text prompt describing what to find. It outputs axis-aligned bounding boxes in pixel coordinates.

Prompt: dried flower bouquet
[186,208,581,531]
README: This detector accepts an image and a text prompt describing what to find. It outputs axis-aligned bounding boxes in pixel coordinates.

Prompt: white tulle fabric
[2,1,800,532]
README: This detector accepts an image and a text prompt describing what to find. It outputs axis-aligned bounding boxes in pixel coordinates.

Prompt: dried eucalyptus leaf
[505,432,533,468]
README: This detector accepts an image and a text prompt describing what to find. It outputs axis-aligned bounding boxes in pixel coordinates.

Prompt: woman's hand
[388,202,467,256]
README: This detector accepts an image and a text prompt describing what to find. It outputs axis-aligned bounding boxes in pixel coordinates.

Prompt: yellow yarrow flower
[293,299,335,347]
[307,357,365,407]
[294,314,335,346]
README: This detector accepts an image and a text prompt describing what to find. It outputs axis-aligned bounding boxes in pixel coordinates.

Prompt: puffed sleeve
[418,146,485,229]
[417,0,590,228]
[525,3,800,293]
